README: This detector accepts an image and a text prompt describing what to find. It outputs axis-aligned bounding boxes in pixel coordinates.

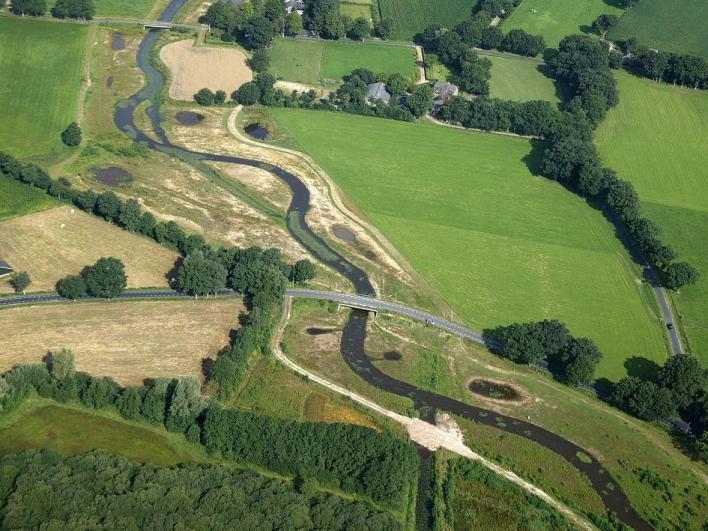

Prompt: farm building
[284,0,305,14]
[433,80,458,108]
[0,259,13,277]
[365,82,391,104]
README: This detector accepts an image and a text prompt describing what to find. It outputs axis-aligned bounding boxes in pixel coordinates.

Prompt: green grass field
[0,176,57,222]
[91,0,162,18]
[0,402,208,467]
[340,2,372,20]
[270,109,668,380]
[608,0,708,58]
[595,71,708,365]
[502,0,623,49]
[375,0,477,40]
[269,38,416,83]
[486,54,560,103]
[0,17,87,159]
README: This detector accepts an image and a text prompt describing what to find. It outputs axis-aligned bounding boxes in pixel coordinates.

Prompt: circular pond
[244,123,269,140]
[175,111,205,126]
[468,378,522,401]
[91,166,134,187]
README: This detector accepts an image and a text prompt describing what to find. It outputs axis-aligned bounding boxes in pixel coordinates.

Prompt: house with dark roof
[0,259,13,277]
[284,0,305,14]
[433,80,459,108]
[365,82,391,104]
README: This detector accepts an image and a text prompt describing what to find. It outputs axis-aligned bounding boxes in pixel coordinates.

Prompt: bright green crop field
[0,17,87,159]
[375,0,477,40]
[595,71,708,365]
[0,176,57,222]
[608,0,708,59]
[270,108,668,380]
[502,0,623,49]
[91,0,162,18]
[269,38,416,84]
[486,54,560,103]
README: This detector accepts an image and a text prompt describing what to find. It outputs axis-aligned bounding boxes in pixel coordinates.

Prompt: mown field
[340,2,372,20]
[269,38,416,84]
[0,206,178,293]
[270,108,668,380]
[486,54,560,103]
[0,17,87,159]
[0,298,243,385]
[375,0,476,40]
[595,71,708,365]
[91,0,164,18]
[0,175,57,222]
[0,402,208,466]
[502,0,623,49]
[608,0,708,58]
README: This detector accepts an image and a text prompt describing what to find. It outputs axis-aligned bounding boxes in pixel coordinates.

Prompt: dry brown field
[0,298,244,385]
[160,39,252,100]
[0,206,178,293]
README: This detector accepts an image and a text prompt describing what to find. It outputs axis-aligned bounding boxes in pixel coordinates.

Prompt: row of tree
[619,39,708,89]
[9,0,95,19]
[484,320,603,386]
[0,450,402,529]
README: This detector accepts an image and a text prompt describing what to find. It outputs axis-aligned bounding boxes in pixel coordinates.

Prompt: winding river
[115,3,649,528]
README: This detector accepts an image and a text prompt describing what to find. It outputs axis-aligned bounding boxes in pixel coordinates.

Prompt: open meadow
[0,298,243,385]
[269,38,416,84]
[595,71,708,365]
[0,17,87,159]
[375,0,476,40]
[608,0,708,58]
[0,206,178,293]
[270,108,668,380]
[486,54,560,103]
[501,0,623,50]
[91,0,166,18]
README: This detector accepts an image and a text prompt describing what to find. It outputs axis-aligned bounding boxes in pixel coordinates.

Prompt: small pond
[244,122,269,140]
[175,111,205,126]
[383,351,402,361]
[112,32,125,51]
[106,76,113,88]
[306,327,335,336]
[92,166,134,187]
[468,378,522,401]
[333,226,356,242]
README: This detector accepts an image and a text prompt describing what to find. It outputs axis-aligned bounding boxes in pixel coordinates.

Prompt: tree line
[0,450,402,529]
[0,351,419,509]
[9,0,95,19]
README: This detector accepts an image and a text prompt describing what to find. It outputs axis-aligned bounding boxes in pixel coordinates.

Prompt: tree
[636,49,669,81]
[194,88,215,106]
[116,387,143,420]
[118,198,142,231]
[285,11,303,36]
[386,73,409,100]
[141,378,171,425]
[176,251,227,297]
[200,0,240,32]
[214,90,227,104]
[406,84,434,117]
[61,122,82,146]
[83,257,127,298]
[74,189,98,212]
[373,18,394,39]
[249,48,270,72]
[95,191,121,221]
[592,14,618,37]
[304,0,342,39]
[9,0,47,16]
[657,354,706,411]
[348,16,370,41]
[166,377,207,432]
[480,26,503,49]
[454,54,492,95]
[48,349,75,381]
[9,271,31,294]
[610,377,675,421]
[243,16,275,49]
[52,0,95,19]
[57,274,87,299]
[501,29,545,57]
[290,259,316,284]
[555,337,602,386]
[235,81,261,105]
[662,262,700,291]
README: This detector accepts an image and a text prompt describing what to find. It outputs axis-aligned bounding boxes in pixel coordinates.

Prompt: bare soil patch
[0,298,243,385]
[0,206,177,293]
[160,39,252,101]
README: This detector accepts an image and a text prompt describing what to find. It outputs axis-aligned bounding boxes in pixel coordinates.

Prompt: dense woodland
[0,450,402,529]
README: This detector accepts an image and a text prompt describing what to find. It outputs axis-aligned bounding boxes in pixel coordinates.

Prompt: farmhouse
[433,80,458,108]
[284,0,305,14]
[365,82,391,104]
[0,258,12,277]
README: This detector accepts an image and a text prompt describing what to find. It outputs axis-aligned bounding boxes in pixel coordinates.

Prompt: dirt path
[415,45,427,85]
[272,297,593,530]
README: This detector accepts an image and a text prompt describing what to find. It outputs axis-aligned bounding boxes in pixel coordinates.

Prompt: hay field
[487,54,560,103]
[595,71,708,364]
[160,39,252,100]
[0,298,244,385]
[0,206,178,293]
[0,17,87,158]
[271,108,668,380]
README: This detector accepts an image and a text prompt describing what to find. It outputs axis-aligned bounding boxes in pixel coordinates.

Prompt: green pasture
[269,38,416,84]
[502,0,623,49]
[486,54,560,103]
[270,108,668,380]
[375,0,476,40]
[0,402,208,467]
[0,17,87,159]
[608,0,708,58]
[91,0,162,18]
[0,176,57,222]
[340,2,372,20]
[595,71,708,364]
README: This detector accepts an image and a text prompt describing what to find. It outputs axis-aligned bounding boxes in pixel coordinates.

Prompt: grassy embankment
[374,0,475,41]
[595,70,708,365]
[501,0,623,50]
[0,17,87,161]
[608,0,708,59]
[269,38,416,85]
[269,108,668,381]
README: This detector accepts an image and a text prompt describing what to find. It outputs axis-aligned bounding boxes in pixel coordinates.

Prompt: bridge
[94,17,210,32]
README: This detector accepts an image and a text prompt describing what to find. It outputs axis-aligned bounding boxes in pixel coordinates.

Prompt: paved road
[0,289,239,307]
[648,270,683,353]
